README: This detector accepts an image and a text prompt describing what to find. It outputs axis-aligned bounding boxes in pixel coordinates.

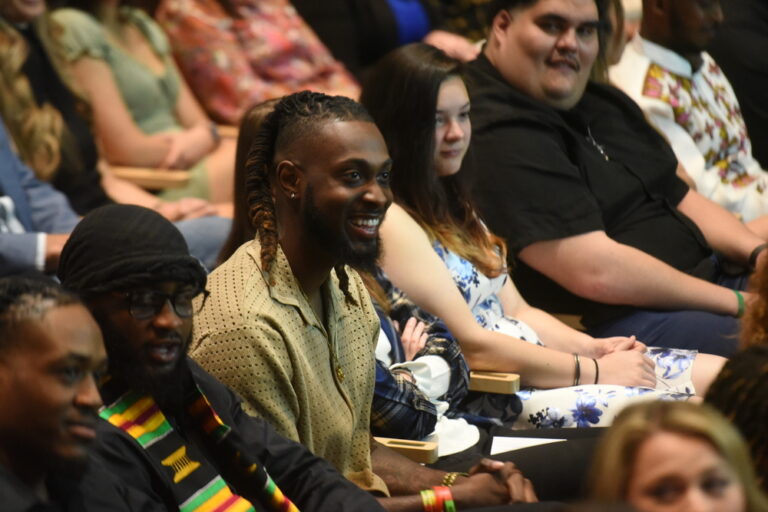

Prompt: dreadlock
[244,91,373,302]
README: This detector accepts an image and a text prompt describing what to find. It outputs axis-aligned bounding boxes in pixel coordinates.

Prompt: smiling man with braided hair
[192,91,542,510]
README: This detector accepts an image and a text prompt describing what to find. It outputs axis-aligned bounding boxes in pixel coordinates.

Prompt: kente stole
[100,382,299,512]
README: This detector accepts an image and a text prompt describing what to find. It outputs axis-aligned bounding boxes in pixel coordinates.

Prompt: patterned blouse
[156,0,360,124]
[611,36,768,222]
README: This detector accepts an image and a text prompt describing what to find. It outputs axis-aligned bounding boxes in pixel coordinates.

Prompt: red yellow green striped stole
[100,387,298,512]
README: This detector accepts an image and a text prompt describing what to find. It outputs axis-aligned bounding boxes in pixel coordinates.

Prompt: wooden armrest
[373,437,438,464]
[469,371,520,394]
[111,166,191,190]
[217,125,238,139]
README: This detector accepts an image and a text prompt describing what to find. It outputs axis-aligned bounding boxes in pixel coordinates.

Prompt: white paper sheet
[490,436,567,455]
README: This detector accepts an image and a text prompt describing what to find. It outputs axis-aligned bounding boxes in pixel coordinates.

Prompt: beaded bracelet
[441,472,468,487]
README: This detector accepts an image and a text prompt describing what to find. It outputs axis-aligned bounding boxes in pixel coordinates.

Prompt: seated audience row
[0,270,384,510]
[47,0,236,203]
[3,0,768,510]
[0,2,220,219]
[0,120,227,274]
[361,43,723,421]
[5,266,767,509]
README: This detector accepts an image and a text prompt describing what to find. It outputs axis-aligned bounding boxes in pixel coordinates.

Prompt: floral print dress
[431,241,695,429]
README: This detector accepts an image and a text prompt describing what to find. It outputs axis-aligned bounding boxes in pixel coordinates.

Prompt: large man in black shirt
[464,0,767,356]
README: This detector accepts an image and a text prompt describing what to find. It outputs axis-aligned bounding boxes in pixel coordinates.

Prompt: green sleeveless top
[50,7,209,199]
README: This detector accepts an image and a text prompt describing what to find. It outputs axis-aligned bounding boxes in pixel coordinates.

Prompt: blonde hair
[0,16,69,181]
[589,401,768,511]
[421,217,508,278]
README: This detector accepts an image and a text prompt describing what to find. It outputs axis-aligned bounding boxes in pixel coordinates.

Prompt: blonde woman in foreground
[589,400,768,512]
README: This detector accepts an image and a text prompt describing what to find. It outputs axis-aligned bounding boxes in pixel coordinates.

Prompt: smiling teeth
[353,218,380,227]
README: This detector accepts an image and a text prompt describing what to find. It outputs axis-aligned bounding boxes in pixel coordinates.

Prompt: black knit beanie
[57,204,207,294]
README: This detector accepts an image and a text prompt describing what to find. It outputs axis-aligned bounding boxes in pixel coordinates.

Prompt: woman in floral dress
[361,43,726,428]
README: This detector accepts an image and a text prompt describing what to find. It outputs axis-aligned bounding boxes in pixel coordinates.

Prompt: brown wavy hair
[360,43,507,277]
[0,17,64,181]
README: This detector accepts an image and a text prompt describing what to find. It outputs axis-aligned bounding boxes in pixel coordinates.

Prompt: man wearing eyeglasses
[56,203,386,512]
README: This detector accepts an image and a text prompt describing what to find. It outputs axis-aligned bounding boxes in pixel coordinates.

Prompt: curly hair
[0,18,63,181]
[705,345,768,491]
[244,90,373,302]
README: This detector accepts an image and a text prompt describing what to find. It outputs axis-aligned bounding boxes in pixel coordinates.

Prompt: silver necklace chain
[586,126,610,161]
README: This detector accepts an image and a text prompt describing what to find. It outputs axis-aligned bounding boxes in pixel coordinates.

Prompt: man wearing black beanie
[57,203,386,512]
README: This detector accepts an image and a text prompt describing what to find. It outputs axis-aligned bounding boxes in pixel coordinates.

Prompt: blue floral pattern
[431,242,697,429]
[647,347,694,380]
[431,242,543,345]
[571,394,603,427]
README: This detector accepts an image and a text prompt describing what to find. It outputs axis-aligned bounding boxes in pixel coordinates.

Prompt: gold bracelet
[441,472,468,487]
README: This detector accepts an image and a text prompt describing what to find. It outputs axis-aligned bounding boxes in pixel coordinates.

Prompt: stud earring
[290,192,296,199]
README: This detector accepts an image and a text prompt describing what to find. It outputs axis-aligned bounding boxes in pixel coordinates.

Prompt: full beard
[102,330,189,414]
[302,185,382,273]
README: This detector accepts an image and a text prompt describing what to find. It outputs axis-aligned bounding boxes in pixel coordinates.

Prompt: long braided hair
[244,91,374,302]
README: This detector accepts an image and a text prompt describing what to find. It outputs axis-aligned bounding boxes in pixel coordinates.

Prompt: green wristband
[734,290,745,318]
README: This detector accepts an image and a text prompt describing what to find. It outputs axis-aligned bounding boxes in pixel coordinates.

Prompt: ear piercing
[290,192,296,199]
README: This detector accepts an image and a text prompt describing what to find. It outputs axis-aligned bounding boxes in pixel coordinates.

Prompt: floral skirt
[511,347,696,429]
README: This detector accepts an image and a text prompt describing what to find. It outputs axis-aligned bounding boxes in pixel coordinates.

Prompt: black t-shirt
[20,24,111,215]
[464,54,713,327]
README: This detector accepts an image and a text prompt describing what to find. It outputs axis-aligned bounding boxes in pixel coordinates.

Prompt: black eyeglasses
[116,289,209,320]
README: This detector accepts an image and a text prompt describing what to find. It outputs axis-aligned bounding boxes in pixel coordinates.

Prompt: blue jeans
[175,216,231,272]
[586,266,748,358]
